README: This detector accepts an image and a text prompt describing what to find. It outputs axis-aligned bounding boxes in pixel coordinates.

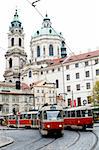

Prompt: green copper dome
[32,14,63,38]
[11,9,22,28]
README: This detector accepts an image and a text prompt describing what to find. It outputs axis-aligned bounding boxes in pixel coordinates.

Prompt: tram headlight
[47,124,50,128]
[59,124,62,128]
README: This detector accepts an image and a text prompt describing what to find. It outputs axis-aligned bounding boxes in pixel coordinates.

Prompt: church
[0,9,99,115]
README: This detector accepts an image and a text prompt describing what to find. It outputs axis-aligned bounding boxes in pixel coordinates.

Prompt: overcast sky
[0,0,98,80]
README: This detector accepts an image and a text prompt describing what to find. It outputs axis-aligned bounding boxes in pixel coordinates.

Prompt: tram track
[65,131,80,149]
[34,138,57,150]
[90,131,98,150]
[24,135,58,150]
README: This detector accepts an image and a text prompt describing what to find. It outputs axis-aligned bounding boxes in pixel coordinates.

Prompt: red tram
[38,104,64,136]
[63,106,94,130]
[6,110,39,128]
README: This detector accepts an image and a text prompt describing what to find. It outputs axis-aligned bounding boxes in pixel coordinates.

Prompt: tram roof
[64,105,93,111]
[39,104,63,111]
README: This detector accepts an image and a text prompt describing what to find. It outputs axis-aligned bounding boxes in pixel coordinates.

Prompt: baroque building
[4,9,27,83]
[2,9,99,114]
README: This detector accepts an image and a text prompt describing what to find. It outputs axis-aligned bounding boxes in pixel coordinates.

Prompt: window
[96,69,99,76]
[58,68,60,71]
[95,59,98,64]
[66,74,70,80]
[67,86,71,92]
[2,104,9,113]
[11,38,14,46]
[76,110,81,117]
[9,58,12,68]
[41,71,43,75]
[85,71,90,77]
[19,38,21,46]
[29,70,32,78]
[66,65,69,70]
[88,110,92,116]
[49,44,53,56]
[37,46,40,57]
[77,97,81,106]
[76,84,80,90]
[2,95,9,103]
[76,73,80,79]
[71,111,75,117]
[86,83,91,89]
[37,90,39,93]
[75,63,79,68]
[67,111,70,117]
[85,61,89,66]
[16,96,19,103]
[67,98,71,106]
[12,96,15,103]
[82,110,85,117]
[52,69,54,72]
[43,46,45,56]
[56,80,59,88]
[42,90,44,93]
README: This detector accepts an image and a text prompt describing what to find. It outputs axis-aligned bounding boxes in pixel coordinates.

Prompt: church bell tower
[4,9,27,83]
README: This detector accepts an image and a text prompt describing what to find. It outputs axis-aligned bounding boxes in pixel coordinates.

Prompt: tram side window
[9,116,11,119]
[13,115,16,119]
[28,114,31,119]
[57,111,62,119]
[68,111,70,117]
[82,110,85,117]
[32,114,37,119]
[64,111,68,117]
[43,111,47,120]
[38,111,42,119]
[77,110,81,117]
[20,115,22,119]
[88,110,92,116]
[71,111,75,117]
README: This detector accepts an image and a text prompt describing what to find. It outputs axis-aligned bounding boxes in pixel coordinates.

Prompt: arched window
[37,46,40,57]
[19,38,21,47]
[9,58,12,68]
[29,70,32,78]
[49,44,53,56]
[11,38,14,46]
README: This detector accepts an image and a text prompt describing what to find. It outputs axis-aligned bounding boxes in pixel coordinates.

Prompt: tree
[91,80,99,106]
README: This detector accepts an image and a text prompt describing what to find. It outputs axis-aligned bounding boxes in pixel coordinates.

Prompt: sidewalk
[0,136,14,148]
[0,125,14,148]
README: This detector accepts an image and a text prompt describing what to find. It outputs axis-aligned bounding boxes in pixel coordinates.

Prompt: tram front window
[44,110,62,120]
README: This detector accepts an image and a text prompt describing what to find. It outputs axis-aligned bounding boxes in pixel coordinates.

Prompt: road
[0,126,99,150]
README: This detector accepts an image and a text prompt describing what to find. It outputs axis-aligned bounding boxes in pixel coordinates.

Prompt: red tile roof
[21,83,30,90]
[63,50,99,64]
[46,58,65,66]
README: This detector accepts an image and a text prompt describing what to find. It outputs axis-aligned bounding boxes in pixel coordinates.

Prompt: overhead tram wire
[25,0,87,67]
